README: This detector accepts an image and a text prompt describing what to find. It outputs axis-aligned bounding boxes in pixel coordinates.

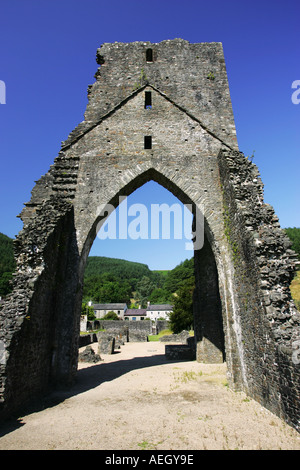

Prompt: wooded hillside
[83,255,194,307]
[1,227,299,300]
[0,232,16,297]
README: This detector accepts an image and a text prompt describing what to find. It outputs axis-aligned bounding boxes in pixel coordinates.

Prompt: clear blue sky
[0,0,299,270]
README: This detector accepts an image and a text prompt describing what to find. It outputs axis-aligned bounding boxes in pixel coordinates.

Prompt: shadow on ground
[0,349,189,438]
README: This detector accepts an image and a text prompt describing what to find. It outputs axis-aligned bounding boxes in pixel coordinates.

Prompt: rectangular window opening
[144,136,152,149]
[145,91,152,109]
[146,48,153,62]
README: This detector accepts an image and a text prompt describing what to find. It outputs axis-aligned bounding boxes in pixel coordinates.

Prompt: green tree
[285,227,300,260]
[0,272,13,297]
[163,258,194,295]
[0,233,16,297]
[81,302,96,321]
[148,287,171,304]
[84,256,153,291]
[136,275,156,307]
[169,283,194,334]
[102,311,119,320]
[0,233,16,275]
[82,273,132,305]
[81,255,196,311]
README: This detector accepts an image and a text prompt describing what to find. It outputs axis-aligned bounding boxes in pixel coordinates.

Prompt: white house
[146,303,173,321]
[91,303,128,319]
[124,308,148,321]
[88,302,172,322]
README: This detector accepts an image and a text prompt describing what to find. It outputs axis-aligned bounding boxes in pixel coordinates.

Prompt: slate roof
[146,304,173,311]
[125,309,147,316]
[92,303,127,310]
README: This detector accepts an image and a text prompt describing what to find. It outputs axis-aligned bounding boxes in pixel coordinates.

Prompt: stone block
[165,345,195,361]
[78,346,102,363]
[97,332,115,354]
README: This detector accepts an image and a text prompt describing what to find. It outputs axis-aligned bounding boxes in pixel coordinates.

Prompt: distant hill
[0,233,15,275]
[0,233,16,297]
[1,226,297,303]
[84,256,155,290]
[83,255,193,307]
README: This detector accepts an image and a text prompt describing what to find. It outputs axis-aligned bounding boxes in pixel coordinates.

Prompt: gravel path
[0,342,299,450]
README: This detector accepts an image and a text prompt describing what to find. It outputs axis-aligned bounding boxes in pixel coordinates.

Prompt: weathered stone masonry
[218,150,300,426]
[0,39,299,431]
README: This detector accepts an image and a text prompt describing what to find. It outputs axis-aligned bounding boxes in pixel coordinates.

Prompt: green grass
[80,328,105,335]
[148,329,194,341]
[148,329,173,341]
[174,370,203,383]
[137,439,163,450]
[291,270,300,310]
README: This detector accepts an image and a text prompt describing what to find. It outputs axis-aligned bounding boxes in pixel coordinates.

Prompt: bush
[81,302,96,321]
[285,227,300,260]
[102,311,119,320]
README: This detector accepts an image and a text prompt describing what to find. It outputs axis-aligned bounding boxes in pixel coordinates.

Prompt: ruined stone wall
[194,237,225,363]
[0,197,80,416]
[68,84,227,257]
[0,40,298,432]
[218,148,300,430]
[63,41,245,390]
[67,39,238,151]
[0,40,241,421]
[100,320,152,342]
[78,320,152,349]
[156,320,170,334]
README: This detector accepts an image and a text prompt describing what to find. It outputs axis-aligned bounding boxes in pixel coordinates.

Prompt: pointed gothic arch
[78,167,228,366]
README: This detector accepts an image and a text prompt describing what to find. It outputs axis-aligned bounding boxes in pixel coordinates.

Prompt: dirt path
[0,342,299,450]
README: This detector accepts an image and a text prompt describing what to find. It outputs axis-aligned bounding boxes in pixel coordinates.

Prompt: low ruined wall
[156,320,170,334]
[160,330,191,343]
[165,344,196,361]
[99,320,152,342]
[81,320,153,342]
[78,333,98,348]
[79,321,153,351]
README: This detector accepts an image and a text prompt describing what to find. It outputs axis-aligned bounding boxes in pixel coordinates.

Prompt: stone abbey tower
[0,39,299,430]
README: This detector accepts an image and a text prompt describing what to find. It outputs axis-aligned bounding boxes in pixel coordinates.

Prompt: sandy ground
[0,341,299,451]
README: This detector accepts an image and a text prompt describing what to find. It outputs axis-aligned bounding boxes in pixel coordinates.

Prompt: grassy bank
[291,270,300,310]
[148,329,173,341]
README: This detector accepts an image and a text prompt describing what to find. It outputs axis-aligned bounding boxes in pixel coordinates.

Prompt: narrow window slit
[145,91,152,109]
[144,136,152,149]
[146,48,153,62]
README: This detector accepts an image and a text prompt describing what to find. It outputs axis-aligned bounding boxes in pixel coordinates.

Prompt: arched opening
[0,166,228,421]
[77,169,226,368]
